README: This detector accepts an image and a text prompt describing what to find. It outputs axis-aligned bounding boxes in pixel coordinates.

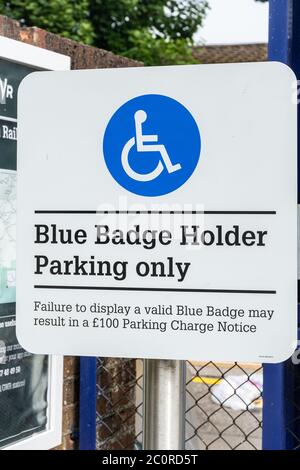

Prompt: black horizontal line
[34,210,277,215]
[33,285,276,294]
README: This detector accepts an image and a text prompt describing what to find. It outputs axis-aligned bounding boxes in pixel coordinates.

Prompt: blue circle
[103,94,201,197]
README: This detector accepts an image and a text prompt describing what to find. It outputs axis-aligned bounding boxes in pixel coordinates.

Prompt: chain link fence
[95,358,262,450]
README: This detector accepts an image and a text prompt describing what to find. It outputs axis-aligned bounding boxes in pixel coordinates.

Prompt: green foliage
[0,0,209,65]
[0,0,94,44]
[89,1,208,61]
[124,31,197,65]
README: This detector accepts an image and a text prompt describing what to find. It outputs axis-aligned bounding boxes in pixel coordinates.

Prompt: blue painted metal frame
[79,357,97,450]
[263,0,299,450]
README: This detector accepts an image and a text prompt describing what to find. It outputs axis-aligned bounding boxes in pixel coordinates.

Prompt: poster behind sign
[0,59,48,447]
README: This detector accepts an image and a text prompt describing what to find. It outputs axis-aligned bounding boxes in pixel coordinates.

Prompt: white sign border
[0,35,70,451]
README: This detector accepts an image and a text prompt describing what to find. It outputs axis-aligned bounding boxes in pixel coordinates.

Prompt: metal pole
[143,359,186,450]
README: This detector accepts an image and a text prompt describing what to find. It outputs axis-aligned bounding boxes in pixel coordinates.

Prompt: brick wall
[194,43,267,64]
[0,15,140,69]
[0,13,140,451]
[52,357,80,450]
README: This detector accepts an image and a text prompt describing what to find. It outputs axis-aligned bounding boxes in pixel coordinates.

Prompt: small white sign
[17,63,297,363]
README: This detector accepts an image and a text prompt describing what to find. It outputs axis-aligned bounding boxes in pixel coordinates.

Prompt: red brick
[62,403,79,435]
[193,43,267,64]
[64,356,79,379]
[63,377,79,406]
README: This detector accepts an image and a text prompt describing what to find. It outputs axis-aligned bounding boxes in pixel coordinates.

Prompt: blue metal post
[263,0,299,450]
[263,363,287,449]
[268,0,292,64]
[79,357,97,450]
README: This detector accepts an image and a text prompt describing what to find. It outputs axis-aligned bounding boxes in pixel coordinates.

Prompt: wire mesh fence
[185,361,262,450]
[95,358,263,450]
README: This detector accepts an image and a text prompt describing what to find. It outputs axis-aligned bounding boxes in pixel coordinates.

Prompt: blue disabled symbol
[103,94,201,197]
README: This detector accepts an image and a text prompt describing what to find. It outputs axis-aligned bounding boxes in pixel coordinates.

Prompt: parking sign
[16,63,297,362]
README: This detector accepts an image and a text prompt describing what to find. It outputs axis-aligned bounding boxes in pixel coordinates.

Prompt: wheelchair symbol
[121,110,182,182]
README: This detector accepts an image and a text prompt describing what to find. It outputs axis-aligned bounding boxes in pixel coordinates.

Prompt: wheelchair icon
[121,110,182,182]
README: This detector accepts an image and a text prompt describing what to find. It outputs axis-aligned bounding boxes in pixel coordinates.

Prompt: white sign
[17,63,297,363]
